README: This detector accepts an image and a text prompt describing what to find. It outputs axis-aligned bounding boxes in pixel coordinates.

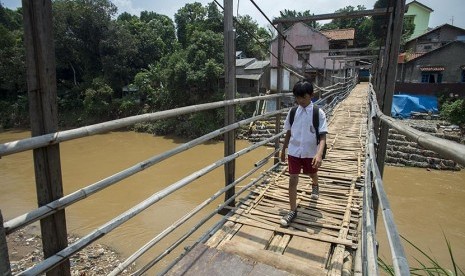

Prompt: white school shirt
[283,103,328,158]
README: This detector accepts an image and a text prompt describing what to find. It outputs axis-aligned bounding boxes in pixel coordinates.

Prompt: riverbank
[386,118,464,170]
[6,225,135,275]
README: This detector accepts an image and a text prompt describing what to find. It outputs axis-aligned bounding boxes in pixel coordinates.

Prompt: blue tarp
[391,94,438,118]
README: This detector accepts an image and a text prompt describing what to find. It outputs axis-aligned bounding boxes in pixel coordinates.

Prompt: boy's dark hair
[292,79,314,97]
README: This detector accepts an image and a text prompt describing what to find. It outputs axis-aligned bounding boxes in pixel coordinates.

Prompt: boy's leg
[280,172,299,226]
[310,173,319,199]
[289,174,299,211]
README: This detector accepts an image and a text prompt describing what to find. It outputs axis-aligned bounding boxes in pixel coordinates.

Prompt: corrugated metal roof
[321,28,355,41]
[236,58,256,67]
[420,66,444,72]
[245,60,270,70]
[236,73,263,80]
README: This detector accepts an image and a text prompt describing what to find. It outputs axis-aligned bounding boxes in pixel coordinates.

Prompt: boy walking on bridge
[280,80,328,227]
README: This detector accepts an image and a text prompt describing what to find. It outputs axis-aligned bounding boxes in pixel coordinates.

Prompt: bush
[440,99,465,127]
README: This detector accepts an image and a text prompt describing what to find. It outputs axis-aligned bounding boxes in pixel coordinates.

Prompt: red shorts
[288,155,318,174]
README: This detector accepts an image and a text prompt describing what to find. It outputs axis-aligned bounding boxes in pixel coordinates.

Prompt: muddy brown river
[1,130,464,273]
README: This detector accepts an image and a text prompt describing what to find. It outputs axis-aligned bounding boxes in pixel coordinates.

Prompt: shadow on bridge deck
[165,83,369,276]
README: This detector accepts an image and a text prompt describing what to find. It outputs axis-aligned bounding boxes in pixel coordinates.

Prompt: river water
[1,130,464,273]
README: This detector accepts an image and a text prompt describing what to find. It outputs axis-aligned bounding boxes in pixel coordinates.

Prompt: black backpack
[289,105,328,159]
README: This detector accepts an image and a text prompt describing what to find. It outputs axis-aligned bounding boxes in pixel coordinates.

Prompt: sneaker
[311,185,319,200]
[280,210,297,227]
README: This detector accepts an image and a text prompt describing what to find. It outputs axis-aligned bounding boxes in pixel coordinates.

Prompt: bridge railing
[363,83,465,276]
[0,79,356,275]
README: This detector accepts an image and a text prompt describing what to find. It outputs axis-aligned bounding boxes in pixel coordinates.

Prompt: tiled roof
[420,66,444,72]
[398,52,426,63]
[321,28,355,41]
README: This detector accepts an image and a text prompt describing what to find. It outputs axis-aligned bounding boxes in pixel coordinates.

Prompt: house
[396,41,465,99]
[405,24,465,53]
[269,22,351,91]
[321,28,355,50]
[398,41,465,83]
[404,1,433,39]
[235,58,270,97]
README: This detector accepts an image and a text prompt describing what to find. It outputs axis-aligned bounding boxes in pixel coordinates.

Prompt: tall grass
[378,234,465,276]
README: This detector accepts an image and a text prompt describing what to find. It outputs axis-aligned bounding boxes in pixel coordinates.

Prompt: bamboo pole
[108,149,277,275]
[0,94,288,158]
[18,133,284,275]
[273,8,390,24]
[4,109,286,234]
[133,163,281,276]
[368,132,409,275]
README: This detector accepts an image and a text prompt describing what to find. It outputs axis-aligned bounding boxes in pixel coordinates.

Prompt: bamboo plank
[226,216,353,247]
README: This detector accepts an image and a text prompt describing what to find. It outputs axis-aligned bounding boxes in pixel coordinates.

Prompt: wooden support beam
[376,0,406,178]
[0,211,12,276]
[273,8,390,24]
[222,0,236,213]
[310,47,380,54]
[21,0,70,275]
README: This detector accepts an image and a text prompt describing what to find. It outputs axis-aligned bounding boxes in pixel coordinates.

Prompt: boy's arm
[312,133,326,167]
[280,130,291,162]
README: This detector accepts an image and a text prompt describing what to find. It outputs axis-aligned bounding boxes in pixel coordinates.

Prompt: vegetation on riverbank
[0,0,418,138]
[379,235,465,276]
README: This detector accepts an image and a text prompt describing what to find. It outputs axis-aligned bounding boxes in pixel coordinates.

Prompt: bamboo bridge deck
[165,83,368,276]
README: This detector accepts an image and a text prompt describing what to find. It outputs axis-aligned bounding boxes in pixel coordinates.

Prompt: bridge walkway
[164,83,369,275]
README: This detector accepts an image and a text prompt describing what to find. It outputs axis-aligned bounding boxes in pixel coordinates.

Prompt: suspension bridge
[2,1,465,276]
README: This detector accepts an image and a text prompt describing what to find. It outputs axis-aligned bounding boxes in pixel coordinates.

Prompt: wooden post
[323,58,327,86]
[274,23,284,165]
[221,0,236,214]
[22,1,70,275]
[0,210,12,276]
[376,0,405,178]
[332,59,336,85]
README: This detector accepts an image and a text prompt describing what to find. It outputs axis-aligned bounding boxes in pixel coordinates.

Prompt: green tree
[275,9,321,30]
[371,0,414,47]
[235,15,271,59]
[322,5,373,47]
[174,2,207,48]
[53,0,117,89]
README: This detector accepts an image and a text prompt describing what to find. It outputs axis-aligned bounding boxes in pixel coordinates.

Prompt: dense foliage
[440,99,465,128]
[0,1,420,137]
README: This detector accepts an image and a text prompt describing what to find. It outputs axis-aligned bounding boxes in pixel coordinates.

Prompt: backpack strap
[313,105,320,145]
[289,106,298,126]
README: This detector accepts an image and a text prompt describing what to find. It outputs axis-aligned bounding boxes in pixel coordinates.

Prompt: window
[249,80,255,87]
[298,53,309,61]
[421,72,443,83]
[423,45,432,50]
[462,70,465,82]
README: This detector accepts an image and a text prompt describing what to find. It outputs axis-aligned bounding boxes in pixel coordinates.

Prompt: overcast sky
[2,0,464,29]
